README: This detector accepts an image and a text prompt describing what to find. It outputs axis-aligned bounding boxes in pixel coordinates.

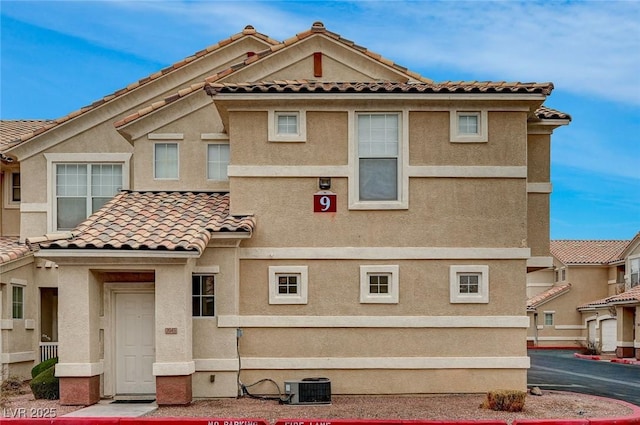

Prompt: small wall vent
[284,377,331,405]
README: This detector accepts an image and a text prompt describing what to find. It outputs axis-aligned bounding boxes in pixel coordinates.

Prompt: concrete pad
[62,400,157,417]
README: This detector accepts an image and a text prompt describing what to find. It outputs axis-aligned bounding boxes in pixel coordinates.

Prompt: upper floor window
[450,110,488,142]
[544,312,554,326]
[192,275,215,317]
[268,266,308,305]
[11,172,21,202]
[56,163,122,230]
[357,113,399,202]
[360,265,399,304]
[207,144,230,181]
[154,143,179,179]
[12,285,24,319]
[450,265,489,303]
[268,110,306,142]
[630,257,640,288]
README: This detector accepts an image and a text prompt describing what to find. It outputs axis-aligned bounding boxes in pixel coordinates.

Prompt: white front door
[115,293,155,394]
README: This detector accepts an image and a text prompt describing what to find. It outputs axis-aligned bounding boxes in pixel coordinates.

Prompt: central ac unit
[284,377,331,405]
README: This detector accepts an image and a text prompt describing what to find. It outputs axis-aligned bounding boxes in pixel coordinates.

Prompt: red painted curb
[512,420,588,424]
[120,419,268,425]
[611,358,640,365]
[275,421,507,425]
[573,353,601,361]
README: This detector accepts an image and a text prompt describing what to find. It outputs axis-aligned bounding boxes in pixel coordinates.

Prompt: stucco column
[153,262,194,405]
[616,306,635,358]
[635,306,640,360]
[56,266,102,405]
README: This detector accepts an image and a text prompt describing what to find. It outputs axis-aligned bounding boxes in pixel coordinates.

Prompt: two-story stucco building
[1,22,571,405]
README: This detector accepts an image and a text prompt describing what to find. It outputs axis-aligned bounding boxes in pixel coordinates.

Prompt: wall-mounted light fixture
[318,177,331,190]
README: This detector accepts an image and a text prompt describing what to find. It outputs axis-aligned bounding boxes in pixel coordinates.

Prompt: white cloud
[4,1,638,105]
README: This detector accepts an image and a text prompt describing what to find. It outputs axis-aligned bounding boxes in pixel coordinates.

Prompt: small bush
[1,375,26,396]
[580,340,602,356]
[481,389,526,412]
[30,365,59,400]
[31,357,58,379]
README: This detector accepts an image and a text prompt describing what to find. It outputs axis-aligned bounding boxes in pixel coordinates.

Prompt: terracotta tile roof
[116,79,555,128]
[38,191,254,254]
[527,283,571,309]
[204,80,555,96]
[115,22,438,128]
[0,236,32,264]
[3,26,278,148]
[578,296,614,310]
[551,240,630,265]
[607,285,640,304]
[534,105,571,121]
[0,120,52,151]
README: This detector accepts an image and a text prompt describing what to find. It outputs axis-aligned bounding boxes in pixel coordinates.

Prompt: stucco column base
[156,375,192,405]
[616,346,635,358]
[60,376,100,406]
[635,348,640,360]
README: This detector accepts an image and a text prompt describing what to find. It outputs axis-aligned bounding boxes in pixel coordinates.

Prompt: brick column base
[616,346,635,358]
[636,348,640,360]
[60,376,100,406]
[156,375,192,405]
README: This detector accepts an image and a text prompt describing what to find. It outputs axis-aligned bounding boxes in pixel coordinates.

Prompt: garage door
[601,319,617,352]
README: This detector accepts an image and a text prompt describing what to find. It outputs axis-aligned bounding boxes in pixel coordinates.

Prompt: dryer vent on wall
[284,377,331,405]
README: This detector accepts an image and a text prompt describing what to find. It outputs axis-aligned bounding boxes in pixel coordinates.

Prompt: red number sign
[314,192,336,212]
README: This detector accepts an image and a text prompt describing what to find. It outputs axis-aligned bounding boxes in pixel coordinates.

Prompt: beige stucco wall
[527,134,550,183]
[528,193,550,257]
[0,258,38,380]
[529,265,610,347]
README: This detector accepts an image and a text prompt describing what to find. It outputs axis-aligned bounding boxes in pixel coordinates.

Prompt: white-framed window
[544,312,554,326]
[207,144,230,181]
[268,110,306,142]
[630,257,640,288]
[449,265,489,303]
[358,113,399,200]
[154,142,179,179]
[10,172,20,202]
[55,163,123,230]
[561,268,566,282]
[360,265,399,304]
[192,274,215,317]
[12,285,24,319]
[3,168,21,209]
[450,110,488,142]
[268,266,308,304]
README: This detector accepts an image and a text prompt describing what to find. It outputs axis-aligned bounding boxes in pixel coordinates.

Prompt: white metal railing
[39,342,58,362]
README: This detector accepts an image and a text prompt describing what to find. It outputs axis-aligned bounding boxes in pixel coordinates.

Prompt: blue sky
[1,0,638,241]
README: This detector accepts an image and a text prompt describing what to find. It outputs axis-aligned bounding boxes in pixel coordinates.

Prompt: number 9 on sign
[314,193,337,213]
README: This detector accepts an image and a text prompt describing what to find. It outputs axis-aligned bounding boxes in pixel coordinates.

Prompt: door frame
[103,283,155,397]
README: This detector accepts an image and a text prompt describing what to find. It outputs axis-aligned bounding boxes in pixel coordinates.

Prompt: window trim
[450,110,488,143]
[12,283,25,320]
[543,311,555,326]
[360,265,399,304]
[153,142,180,180]
[206,142,230,181]
[3,168,21,209]
[629,256,640,288]
[192,274,216,318]
[349,110,408,210]
[268,266,308,304]
[44,153,131,233]
[268,110,307,142]
[449,265,489,303]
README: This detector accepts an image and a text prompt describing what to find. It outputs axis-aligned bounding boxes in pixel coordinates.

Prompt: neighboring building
[526,234,640,355]
[1,22,570,405]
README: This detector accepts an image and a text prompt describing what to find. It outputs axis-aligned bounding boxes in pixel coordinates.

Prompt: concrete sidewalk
[62,400,157,417]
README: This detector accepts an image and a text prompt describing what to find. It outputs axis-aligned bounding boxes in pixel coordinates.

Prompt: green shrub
[31,357,58,379]
[30,365,59,400]
[481,389,526,412]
